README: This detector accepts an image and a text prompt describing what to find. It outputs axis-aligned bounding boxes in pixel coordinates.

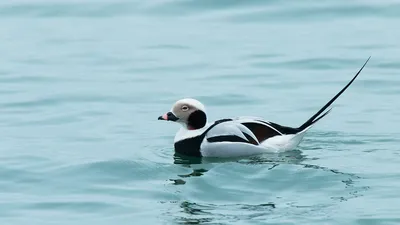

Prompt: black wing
[205,119,259,145]
[240,120,298,143]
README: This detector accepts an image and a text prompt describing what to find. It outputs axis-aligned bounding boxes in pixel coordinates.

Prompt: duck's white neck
[174,122,211,143]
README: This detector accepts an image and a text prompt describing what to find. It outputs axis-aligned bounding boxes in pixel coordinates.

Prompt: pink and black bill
[158,112,179,121]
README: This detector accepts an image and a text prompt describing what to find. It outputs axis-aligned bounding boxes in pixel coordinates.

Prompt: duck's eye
[181,105,189,111]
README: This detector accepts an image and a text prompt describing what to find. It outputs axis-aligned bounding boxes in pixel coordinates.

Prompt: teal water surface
[1,0,400,224]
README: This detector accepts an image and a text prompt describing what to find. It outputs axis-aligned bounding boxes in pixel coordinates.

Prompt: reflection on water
[173,149,306,166]
[171,150,308,184]
[169,168,209,185]
[177,201,276,224]
[178,168,208,178]
[238,149,306,165]
[167,149,370,224]
[173,153,204,165]
[172,149,362,181]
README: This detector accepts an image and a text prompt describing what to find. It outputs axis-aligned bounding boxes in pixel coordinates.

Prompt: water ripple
[0,2,137,18]
[227,3,400,23]
[251,57,365,70]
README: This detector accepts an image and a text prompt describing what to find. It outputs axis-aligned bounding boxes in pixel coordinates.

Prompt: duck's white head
[158,98,207,130]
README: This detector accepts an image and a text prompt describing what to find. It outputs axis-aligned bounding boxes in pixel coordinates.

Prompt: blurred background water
[1,0,400,224]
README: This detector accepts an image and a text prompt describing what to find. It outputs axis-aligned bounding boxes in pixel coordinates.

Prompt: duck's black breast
[173,118,234,157]
[174,135,204,157]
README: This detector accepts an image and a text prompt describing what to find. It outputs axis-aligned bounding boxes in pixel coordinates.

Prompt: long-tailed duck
[158,57,370,158]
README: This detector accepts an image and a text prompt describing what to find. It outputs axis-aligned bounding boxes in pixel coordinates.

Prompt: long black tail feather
[298,56,371,131]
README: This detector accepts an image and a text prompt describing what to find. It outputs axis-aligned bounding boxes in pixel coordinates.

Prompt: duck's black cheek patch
[188,110,207,129]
